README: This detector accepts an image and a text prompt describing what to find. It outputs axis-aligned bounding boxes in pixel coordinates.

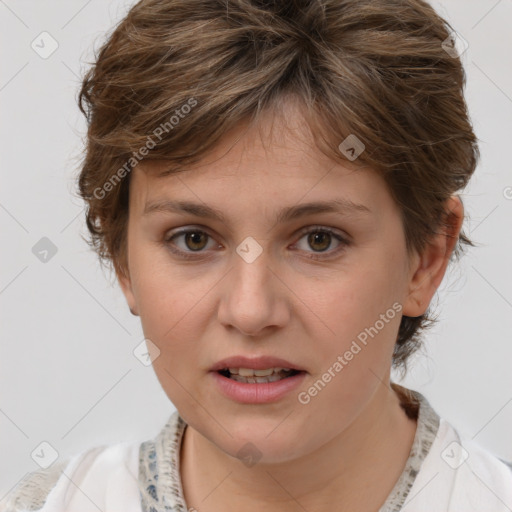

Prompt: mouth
[211,366,307,403]
[217,367,303,384]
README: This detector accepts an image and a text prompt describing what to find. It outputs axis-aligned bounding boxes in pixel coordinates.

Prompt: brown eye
[183,231,209,251]
[164,228,218,259]
[307,231,332,252]
[294,226,350,261]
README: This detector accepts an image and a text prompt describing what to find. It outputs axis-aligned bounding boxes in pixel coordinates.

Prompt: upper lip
[210,355,305,372]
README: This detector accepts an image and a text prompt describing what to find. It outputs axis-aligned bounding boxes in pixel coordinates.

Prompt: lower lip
[210,371,307,404]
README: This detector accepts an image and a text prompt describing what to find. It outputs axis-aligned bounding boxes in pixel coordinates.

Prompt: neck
[180,383,417,512]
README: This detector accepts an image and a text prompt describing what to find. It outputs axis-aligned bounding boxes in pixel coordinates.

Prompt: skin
[118,99,463,512]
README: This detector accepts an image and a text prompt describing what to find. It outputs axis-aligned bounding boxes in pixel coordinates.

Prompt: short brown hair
[77,0,479,374]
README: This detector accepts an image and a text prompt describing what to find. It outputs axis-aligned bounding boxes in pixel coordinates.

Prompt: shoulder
[1,458,69,512]
[2,440,141,512]
[405,417,512,511]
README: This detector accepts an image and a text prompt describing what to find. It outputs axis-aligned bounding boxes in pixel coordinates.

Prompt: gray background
[1,0,511,499]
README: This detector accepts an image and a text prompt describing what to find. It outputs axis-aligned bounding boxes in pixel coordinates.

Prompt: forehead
[128,105,393,221]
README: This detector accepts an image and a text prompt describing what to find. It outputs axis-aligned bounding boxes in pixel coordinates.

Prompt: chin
[211,421,306,465]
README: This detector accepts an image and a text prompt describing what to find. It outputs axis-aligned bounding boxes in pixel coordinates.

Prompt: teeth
[231,367,289,377]
[231,373,284,384]
[221,367,298,384]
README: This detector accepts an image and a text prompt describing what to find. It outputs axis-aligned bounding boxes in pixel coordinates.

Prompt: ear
[117,267,139,316]
[402,196,464,317]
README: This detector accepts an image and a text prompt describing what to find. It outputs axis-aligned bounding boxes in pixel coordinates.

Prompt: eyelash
[163,225,350,261]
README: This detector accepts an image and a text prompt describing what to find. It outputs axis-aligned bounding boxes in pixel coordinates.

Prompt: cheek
[134,273,201,342]
[293,260,404,371]
[129,247,219,366]
[131,265,207,406]
[302,264,402,333]
[291,271,403,428]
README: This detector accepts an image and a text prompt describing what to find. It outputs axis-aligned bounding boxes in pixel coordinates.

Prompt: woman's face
[119,106,422,464]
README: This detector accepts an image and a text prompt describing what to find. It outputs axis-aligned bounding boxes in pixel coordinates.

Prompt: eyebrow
[143,198,372,224]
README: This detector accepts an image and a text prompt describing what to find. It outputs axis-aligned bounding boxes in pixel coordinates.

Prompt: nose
[217,243,291,337]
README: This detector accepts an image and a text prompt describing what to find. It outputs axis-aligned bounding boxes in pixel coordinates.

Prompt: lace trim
[139,385,441,512]
[378,383,441,512]
[139,413,188,512]
[2,459,69,511]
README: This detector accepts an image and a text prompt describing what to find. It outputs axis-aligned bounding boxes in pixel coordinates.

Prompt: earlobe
[402,196,464,317]
[117,270,139,316]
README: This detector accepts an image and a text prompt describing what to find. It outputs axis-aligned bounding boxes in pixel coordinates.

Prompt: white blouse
[4,386,512,512]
